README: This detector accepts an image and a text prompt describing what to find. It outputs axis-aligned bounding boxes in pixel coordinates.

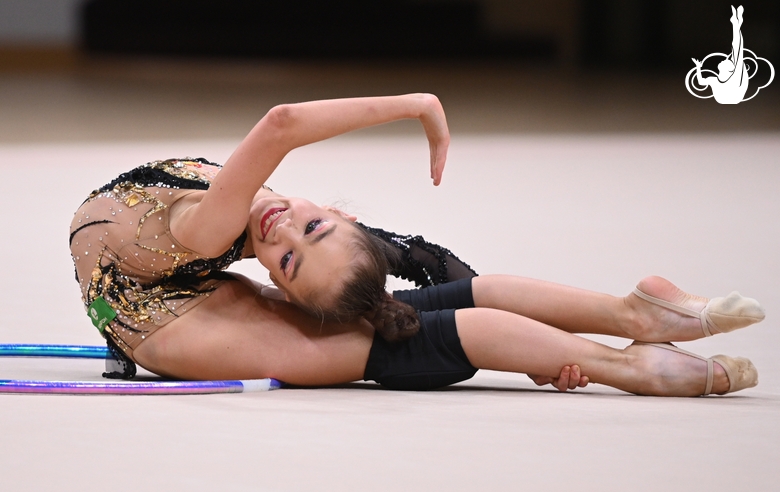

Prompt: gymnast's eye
[305,219,323,235]
[280,252,292,271]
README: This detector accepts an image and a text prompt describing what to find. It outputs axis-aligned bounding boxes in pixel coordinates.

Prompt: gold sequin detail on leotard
[70,158,245,360]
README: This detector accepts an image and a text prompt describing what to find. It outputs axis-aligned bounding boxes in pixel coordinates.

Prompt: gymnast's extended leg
[133,276,374,385]
[471,275,763,342]
[455,308,742,396]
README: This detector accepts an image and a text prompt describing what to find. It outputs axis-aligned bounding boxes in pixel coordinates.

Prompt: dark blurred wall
[80,0,556,60]
[77,0,779,69]
[581,0,779,69]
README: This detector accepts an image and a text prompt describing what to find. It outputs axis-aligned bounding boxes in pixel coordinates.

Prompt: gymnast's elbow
[252,104,299,147]
[263,104,298,132]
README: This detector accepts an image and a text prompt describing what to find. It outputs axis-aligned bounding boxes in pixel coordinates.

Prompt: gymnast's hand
[416,93,449,186]
[527,365,590,392]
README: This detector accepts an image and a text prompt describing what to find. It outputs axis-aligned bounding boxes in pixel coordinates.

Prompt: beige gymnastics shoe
[633,287,765,338]
[634,342,758,395]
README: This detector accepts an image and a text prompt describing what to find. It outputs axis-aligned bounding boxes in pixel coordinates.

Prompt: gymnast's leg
[471,274,760,342]
[731,5,744,68]
[455,308,732,396]
[133,275,373,385]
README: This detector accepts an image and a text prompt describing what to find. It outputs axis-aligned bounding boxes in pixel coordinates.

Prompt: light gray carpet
[0,131,777,491]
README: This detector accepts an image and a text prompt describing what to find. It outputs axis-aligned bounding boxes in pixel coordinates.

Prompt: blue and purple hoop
[0,344,282,395]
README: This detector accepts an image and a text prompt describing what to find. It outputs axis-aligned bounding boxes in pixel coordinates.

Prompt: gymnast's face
[249,196,358,304]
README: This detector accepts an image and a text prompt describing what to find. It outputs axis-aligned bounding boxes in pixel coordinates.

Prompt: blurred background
[0,0,778,143]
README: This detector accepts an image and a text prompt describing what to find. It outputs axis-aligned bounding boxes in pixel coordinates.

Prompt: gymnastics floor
[0,61,778,491]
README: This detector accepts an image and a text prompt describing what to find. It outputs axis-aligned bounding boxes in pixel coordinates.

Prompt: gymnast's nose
[273,217,298,244]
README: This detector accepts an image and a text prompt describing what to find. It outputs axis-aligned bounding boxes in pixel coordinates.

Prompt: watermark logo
[685,5,774,104]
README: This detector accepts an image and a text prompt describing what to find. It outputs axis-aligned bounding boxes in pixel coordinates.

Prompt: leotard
[70,158,246,372]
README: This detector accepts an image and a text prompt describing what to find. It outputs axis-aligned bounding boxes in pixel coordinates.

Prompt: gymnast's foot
[623,342,732,396]
[731,5,744,27]
[623,276,764,342]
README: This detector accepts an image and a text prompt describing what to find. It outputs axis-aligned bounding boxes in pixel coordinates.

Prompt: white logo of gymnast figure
[685,5,774,104]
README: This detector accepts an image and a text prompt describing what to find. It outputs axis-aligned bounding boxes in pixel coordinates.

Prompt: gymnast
[70,94,765,396]
[692,5,748,104]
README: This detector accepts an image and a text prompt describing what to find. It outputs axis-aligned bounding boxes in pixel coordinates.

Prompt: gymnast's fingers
[553,366,572,392]
[570,365,589,388]
[568,365,581,390]
[430,140,448,186]
[417,93,449,186]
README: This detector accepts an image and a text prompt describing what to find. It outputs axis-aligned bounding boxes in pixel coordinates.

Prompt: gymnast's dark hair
[294,222,420,342]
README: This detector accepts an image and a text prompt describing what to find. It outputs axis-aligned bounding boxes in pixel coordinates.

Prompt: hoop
[0,344,282,395]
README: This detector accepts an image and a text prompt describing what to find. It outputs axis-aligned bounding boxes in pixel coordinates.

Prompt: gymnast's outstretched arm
[358,223,477,287]
[172,95,449,258]
[693,58,713,87]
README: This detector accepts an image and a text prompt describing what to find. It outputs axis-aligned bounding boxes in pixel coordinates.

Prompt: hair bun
[366,295,420,342]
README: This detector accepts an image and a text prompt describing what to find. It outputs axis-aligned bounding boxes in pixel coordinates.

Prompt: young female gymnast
[70,94,765,396]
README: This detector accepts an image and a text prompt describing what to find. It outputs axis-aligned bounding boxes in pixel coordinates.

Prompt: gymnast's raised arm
[171,94,450,257]
[692,58,714,87]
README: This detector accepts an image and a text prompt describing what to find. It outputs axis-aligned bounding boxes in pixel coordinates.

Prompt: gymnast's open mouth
[260,207,287,240]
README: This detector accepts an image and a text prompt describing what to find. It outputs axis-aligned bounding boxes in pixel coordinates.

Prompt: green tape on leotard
[87,296,116,333]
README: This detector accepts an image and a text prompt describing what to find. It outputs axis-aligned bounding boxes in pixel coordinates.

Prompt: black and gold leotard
[69,158,246,368]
